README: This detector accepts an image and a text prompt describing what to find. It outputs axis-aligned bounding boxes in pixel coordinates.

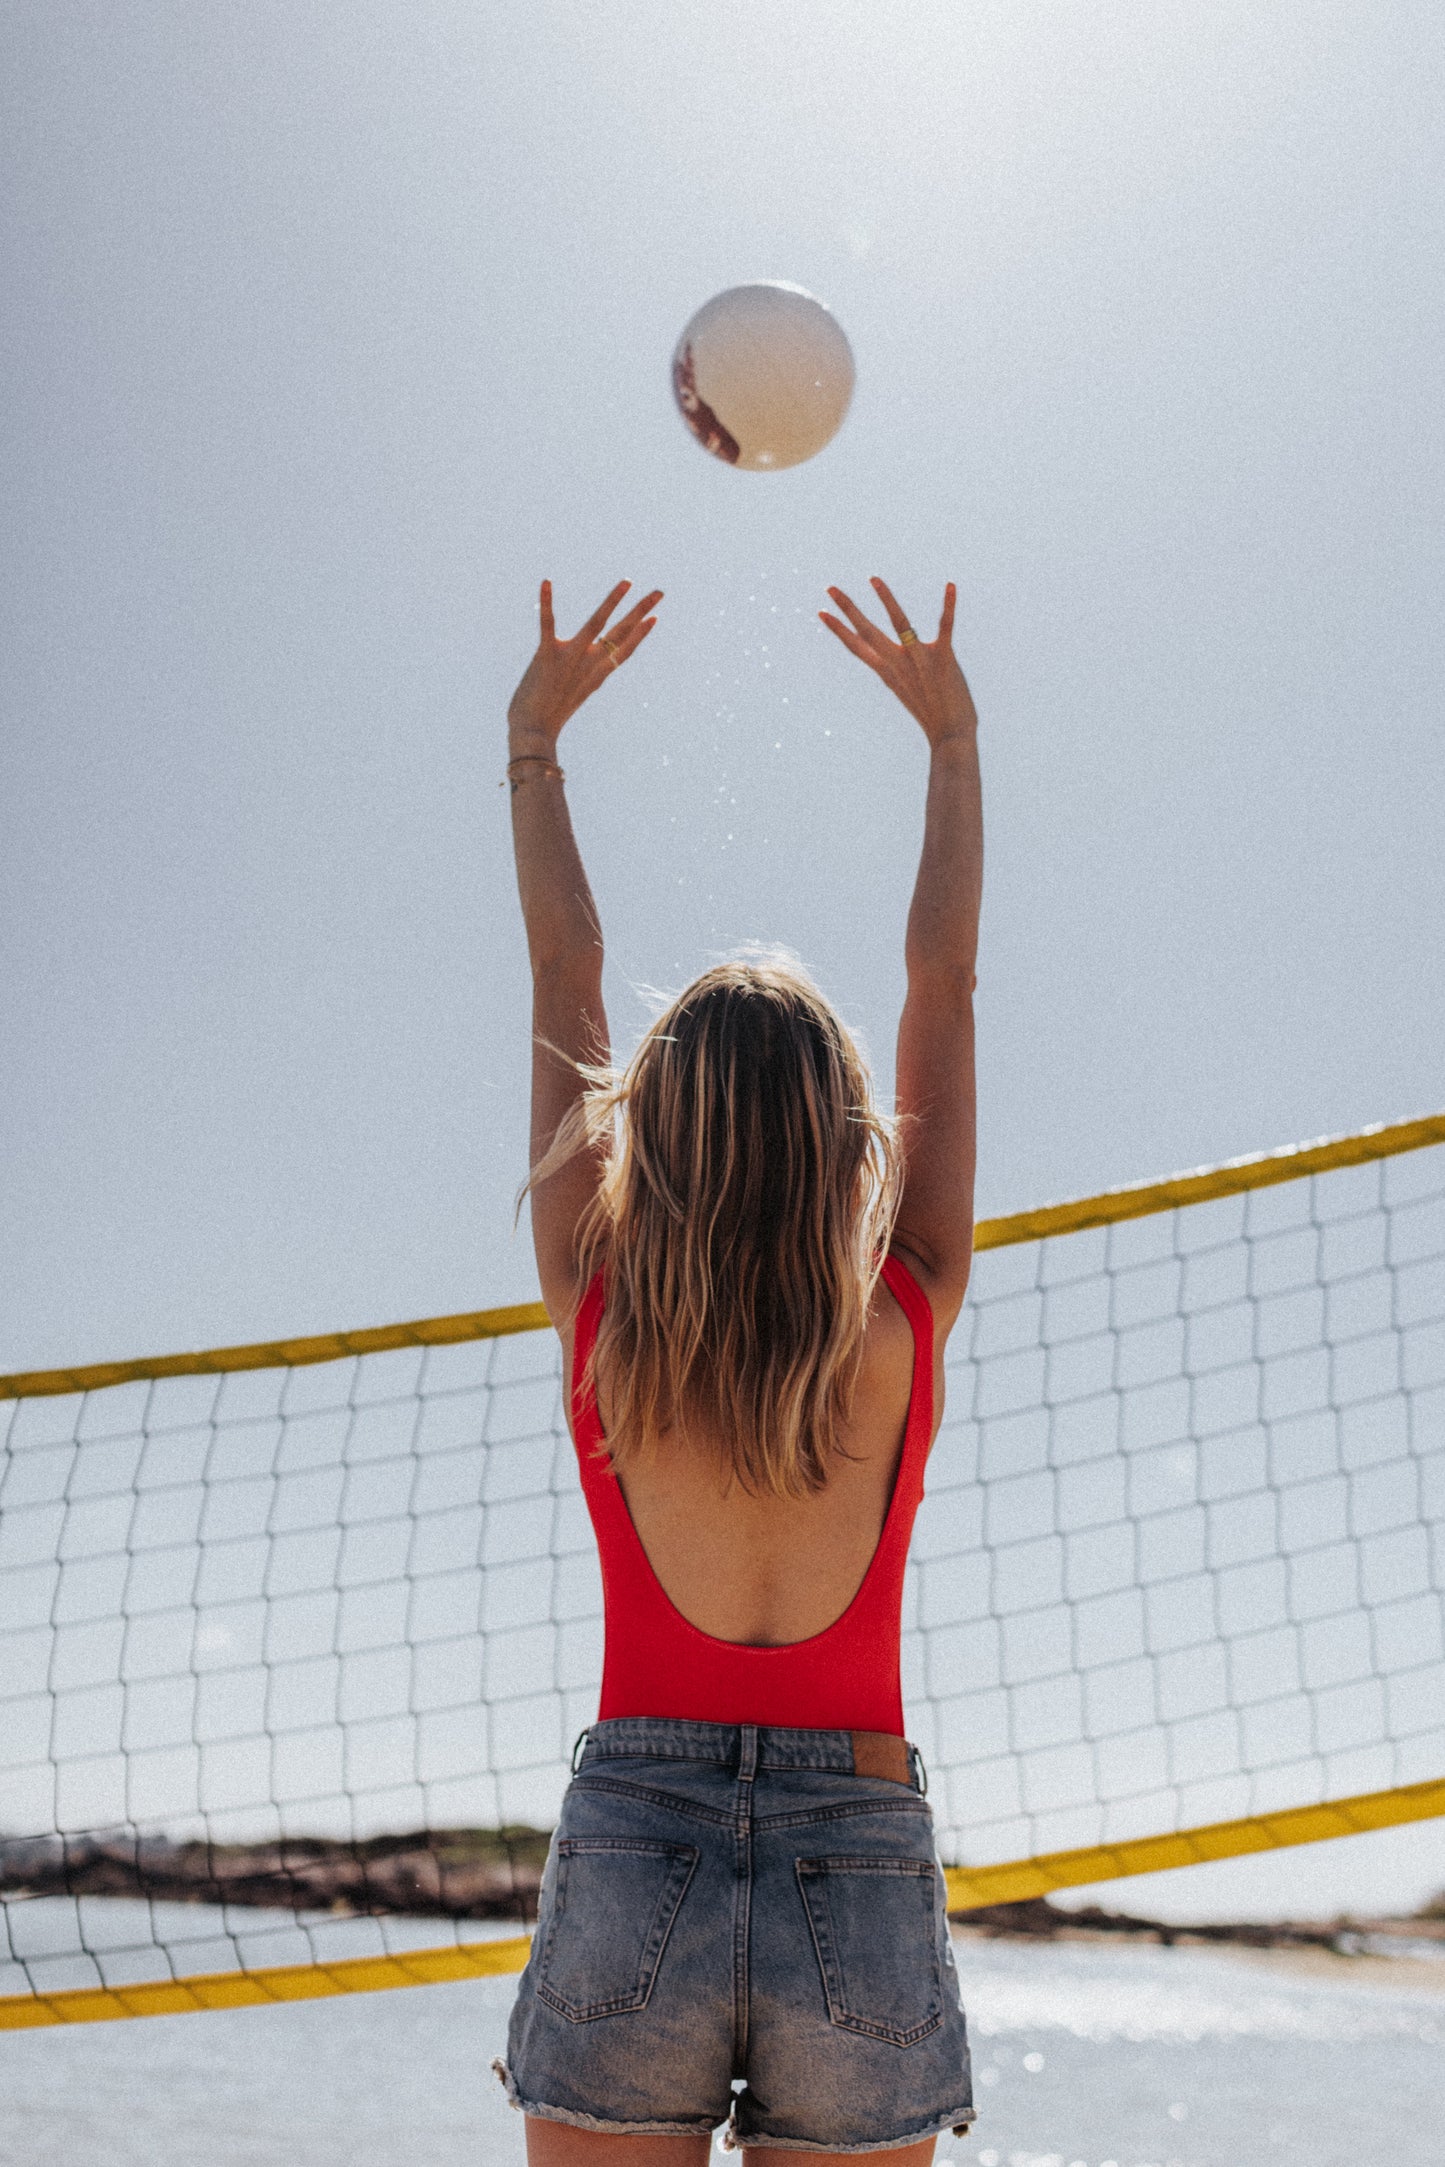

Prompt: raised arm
[508,578,662,1326]
[819,578,982,1333]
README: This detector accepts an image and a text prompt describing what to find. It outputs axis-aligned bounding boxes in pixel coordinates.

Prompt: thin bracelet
[503,755,566,791]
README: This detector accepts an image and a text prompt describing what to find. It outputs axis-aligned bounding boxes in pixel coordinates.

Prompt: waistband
[573,1717,927,1794]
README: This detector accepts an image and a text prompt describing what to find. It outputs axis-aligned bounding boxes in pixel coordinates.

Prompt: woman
[495,574,983,2163]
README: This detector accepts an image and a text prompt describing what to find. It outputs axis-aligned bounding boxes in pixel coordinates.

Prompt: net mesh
[3,1137,1443,2009]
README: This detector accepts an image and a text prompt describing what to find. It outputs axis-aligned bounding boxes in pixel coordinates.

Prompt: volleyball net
[3,1113,1443,2028]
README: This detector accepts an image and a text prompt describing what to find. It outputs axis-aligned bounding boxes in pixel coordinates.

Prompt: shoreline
[949,1893,1445,1970]
[0,1829,547,1921]
[944,1919,1445,1995]
[3,1832,1442,1975]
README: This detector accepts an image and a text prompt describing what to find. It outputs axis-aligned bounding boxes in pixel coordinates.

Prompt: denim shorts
[494,1717,974,2154]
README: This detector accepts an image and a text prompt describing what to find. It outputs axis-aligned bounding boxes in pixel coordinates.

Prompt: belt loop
[910,1742,929,1796]
[737,1723,758,1783]
[570,1727,590,1775]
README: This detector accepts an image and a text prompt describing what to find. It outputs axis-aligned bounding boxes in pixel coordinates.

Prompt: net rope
[3,1122,1443,2023]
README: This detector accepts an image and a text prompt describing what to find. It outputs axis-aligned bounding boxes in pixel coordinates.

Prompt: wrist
[927,727,976,757]
[508,717,559,758]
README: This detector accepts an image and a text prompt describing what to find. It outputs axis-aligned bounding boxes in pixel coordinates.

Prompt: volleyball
[670,281,855,470]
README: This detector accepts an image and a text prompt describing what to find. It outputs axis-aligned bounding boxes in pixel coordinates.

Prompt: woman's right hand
[819,578,977,749]
[508,579,662,759]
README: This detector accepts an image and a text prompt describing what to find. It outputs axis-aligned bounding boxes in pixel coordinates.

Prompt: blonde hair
[532,952,902,1498]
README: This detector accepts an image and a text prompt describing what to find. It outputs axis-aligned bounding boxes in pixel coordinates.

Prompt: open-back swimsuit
[569,1250,935,1734]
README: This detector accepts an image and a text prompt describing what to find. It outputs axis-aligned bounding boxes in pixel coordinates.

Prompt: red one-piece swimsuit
[569,1251,934,1737]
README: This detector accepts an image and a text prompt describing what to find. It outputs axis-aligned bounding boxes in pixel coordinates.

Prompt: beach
[3,1925,1442,2167]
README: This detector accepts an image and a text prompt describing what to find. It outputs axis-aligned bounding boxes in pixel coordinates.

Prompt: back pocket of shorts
[796,1856,942,2047]
[537,1839,698,2022]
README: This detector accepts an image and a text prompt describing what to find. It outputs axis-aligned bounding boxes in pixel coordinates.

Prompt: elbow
[532,959,605,1013]
[529,928,604,985]
[905,954,977,1004]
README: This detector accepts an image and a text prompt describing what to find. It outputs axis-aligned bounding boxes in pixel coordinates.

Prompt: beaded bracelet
[503,755,566,792]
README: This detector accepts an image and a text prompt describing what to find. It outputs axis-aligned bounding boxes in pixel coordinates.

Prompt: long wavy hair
[530,952,902,1497]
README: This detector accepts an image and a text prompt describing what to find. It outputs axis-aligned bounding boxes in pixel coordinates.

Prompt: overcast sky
[6,0,1443,1370]
[4,1,1444,1913]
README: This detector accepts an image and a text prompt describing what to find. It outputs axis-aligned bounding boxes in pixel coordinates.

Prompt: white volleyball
[671,282,855,471]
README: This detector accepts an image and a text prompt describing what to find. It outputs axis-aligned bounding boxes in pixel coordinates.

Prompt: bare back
[563,1256,946,1647]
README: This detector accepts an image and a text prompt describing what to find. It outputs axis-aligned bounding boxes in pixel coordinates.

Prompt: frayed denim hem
[725,2108,976,2153]
[491,2059,720,2140]
[493,2057,974,2153]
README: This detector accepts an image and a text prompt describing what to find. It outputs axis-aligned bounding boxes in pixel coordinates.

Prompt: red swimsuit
[569,1252,934,1737]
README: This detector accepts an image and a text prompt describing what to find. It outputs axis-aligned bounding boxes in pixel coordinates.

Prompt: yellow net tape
[6,1111,1442,1402]
[7,1779,1443,2031]
[973,1111,1445,1251]
[0,1935,533,2031]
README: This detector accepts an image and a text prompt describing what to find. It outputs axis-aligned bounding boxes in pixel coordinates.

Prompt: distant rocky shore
[951,1892,1445,1958]
[3,1831,1442,1957]
[0,1829,550,1920]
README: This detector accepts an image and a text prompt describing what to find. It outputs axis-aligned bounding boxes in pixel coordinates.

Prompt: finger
[819,613,889,674]
[826,586,888,647]
[819,610,861,650]
[539,580,556,644]
[869,577,913,641]
[575,581,632,645]
[612,589,664,636]
[611,615,657,663]
[939,582,956,646]
[592,616,654,677]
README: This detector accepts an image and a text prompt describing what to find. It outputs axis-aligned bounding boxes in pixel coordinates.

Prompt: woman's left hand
[508,579,663,754]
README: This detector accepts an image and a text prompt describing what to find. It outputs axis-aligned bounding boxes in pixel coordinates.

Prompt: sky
[4,1,1444,1915]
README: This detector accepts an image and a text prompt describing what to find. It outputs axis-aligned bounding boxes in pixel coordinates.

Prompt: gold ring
[598,634,620,665]
[900,627,920,647]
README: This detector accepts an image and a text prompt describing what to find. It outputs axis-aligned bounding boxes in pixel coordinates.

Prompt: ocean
[2,1931,1442,2166]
